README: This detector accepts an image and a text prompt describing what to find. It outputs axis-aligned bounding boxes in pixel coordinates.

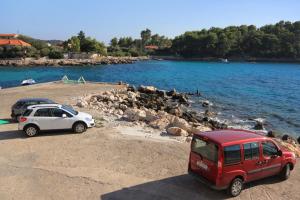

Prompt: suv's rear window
[191,137,218,163]
[23,109,33,116]
[224,145,241,165]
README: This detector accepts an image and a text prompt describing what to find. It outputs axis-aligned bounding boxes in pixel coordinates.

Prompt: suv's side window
[25,101,39,107]
[34,108,52,117]
[243,142,259,160]
[224,145,241,165]
[262,141,278,157]
[51,108,72,117]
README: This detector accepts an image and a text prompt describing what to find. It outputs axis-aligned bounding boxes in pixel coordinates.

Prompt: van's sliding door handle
[256,161,262,165]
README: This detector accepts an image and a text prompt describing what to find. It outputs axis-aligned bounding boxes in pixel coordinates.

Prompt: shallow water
[1,60,300,136]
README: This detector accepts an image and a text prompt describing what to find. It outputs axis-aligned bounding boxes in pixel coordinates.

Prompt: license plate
[196,160,208,170]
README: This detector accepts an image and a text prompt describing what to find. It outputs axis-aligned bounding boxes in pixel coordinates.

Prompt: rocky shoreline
[0,56,149,66]
[75,83,300,156]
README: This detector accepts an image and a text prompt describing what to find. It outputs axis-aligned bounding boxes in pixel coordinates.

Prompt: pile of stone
[76,84,300,156]
[76,85,228,137]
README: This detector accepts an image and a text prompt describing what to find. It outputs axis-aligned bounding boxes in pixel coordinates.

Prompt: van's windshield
[191,137,218,163]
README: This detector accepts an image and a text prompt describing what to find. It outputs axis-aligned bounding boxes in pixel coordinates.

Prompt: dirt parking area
[0,82,299,200]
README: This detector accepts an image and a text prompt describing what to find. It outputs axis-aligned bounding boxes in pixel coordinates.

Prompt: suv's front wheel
[24,125,39,137]
[73,122,86,133]
[228,178,243,197]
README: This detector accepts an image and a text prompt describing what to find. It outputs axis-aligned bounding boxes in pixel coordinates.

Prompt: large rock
[143,108,159,122]
[168,107,183,117]
[127,85,137,92]
[169,117,191,132]
[138,85,157,94]
[76,99,88,108]
[149,117,170,130]
[274,138,300,158]
[166,88,177,96]
[124,108,146,121]
[156,89,167,98]
[190,125,212,134]
[202,100,210,107]
[167,127,189,137]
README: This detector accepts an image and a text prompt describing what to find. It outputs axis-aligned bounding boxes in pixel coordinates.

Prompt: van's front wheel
[280,164,291,180]
[228,178,243,197]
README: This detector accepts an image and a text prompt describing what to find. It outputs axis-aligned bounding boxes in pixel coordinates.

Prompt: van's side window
[224,145,241,165]
[262,141,278,157]
[243,142,259,160]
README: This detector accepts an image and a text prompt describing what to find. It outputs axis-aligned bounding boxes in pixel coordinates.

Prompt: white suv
[18,104,95,137]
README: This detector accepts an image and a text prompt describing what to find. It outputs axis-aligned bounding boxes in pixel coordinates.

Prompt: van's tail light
[217,161,222,177]
[19,117,27,122]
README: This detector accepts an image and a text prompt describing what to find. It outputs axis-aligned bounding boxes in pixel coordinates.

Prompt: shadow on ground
[0,129,78,140]
[100,174,284,200]
[101,174,228,200]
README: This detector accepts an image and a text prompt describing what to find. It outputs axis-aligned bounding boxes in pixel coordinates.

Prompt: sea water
[1,60,300,137]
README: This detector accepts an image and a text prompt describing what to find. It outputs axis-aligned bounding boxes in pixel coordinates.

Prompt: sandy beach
[0,82,299,200]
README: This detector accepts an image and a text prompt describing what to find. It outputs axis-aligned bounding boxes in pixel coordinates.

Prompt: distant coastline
[151,56,300,63]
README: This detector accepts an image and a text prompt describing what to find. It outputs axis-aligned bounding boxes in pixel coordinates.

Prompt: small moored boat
[221,58,229,63]
[21,79,36,86]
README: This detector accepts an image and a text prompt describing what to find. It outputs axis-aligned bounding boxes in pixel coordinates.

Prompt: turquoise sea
[1,60,300,137]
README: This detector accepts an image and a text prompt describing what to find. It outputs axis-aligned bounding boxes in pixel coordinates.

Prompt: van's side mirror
[62,114,67,118]
[277,150,283,156]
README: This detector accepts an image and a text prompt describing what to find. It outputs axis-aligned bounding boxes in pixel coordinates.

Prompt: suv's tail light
[19,117,27,122]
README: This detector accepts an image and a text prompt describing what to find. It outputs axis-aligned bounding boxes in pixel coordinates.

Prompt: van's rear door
[190,136,219,183]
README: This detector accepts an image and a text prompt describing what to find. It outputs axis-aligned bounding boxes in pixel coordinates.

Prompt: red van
[188,129,297,197]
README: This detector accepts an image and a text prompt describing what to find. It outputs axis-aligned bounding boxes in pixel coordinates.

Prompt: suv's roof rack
[28,104,61,109]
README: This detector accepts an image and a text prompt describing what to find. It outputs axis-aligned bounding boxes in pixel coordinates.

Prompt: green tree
[110,37,118,47]
[141,28,151,46]
[78,31,85,43]
[69,36,80,52]
[80,37,107,55]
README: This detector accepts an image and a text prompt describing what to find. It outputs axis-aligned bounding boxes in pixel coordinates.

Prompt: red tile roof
[145,45,159,50]
[0,39,31,46]
[0,34,18,37]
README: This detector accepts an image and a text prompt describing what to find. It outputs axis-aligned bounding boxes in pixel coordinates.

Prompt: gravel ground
[0,82,299,200]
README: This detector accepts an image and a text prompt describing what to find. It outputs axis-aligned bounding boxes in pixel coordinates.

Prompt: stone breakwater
[76,84,300,157]
[0,56,149,66]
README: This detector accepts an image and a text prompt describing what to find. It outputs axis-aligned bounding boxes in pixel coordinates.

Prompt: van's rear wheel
[73,122,86,133]
[24,125,39,137]
[280,164,291,180]
[228,178,243,197]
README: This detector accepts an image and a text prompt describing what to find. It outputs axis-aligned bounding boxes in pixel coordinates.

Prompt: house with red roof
[0,34,31,47]
[144,45,159,50]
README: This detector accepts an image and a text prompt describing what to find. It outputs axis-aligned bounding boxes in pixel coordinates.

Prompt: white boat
[221,58,229,63]
[21,79,36,86]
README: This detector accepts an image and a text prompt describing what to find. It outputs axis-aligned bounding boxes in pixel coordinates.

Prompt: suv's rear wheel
[24,125,39,137]
[73,122,86,133]
[228,178,243,197]
[280,164,291,180]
